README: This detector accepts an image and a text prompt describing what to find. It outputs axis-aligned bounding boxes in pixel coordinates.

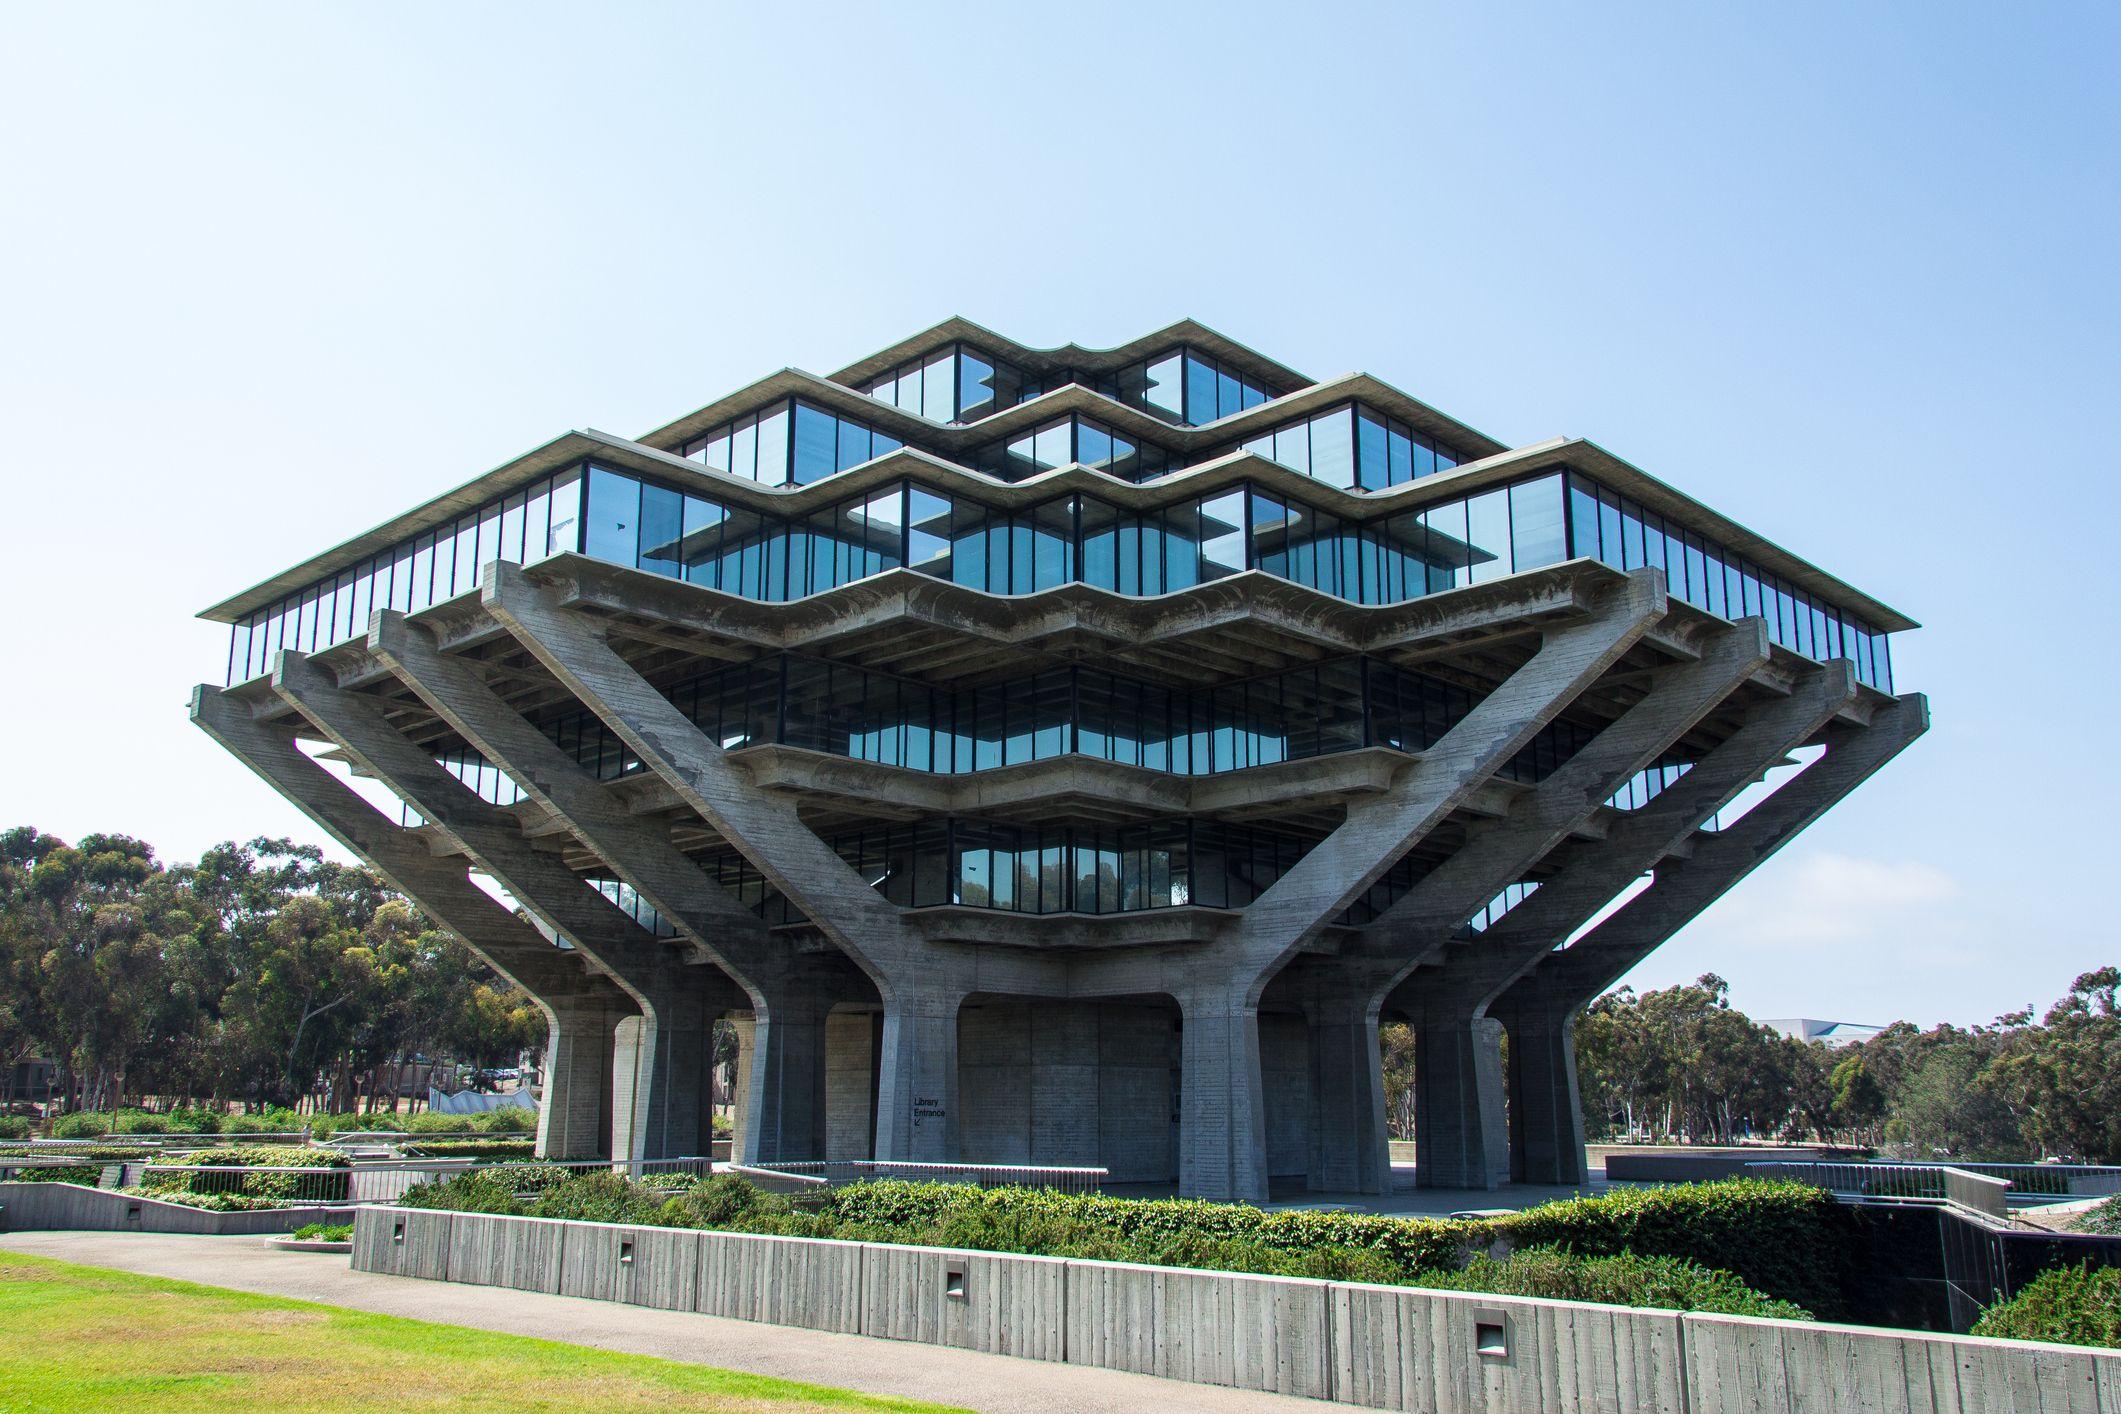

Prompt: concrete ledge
[1332,1281,1686,1412]
[1065,1258,1334,1400]
[0,1182,351,1236]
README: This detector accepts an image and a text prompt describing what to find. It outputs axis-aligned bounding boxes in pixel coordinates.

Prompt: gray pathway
[0,1230,1317,1413]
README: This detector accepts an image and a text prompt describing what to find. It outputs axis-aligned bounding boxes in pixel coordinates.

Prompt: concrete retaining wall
[1068,1258,1334,1398]
[1685,1312,2120,1414]
[1334,1281,1687,1412]
[0,1181,349,1235]
[1602,1150,1817,1183]
[349,1206,2121,1411]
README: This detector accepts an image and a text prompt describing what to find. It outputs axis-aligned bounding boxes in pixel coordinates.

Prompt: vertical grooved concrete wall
[349,1207,2121,1411]
[955,999,1180,1182]
[1259,1012,1310,1178]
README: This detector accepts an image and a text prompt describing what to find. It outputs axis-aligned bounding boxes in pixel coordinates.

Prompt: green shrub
[50,1113,112,1139]
[2075,1195,2121,1236]
[6,1164,103,1185]
[307,1112,400,1138]
[291,1222,354,1242]
[399,1170,527,1215]
[398,1139,536,1161]
[394,1173,1812,1319]
[711,1113,733,1138]
[113,1109,171,1135]
[140,1144,351,1204]
[0,1144,152,1162]
[121,1187,297,1212]
[404,1111,477,1134]
[165,1107,223,1134]
[1494,1179,1853,1319]
[0,1117,31,1140]
[527,1172,668,1226]
[472,1107,537,1134]
[1413,1247,1812,1319]
[1973,1265,2121,1348]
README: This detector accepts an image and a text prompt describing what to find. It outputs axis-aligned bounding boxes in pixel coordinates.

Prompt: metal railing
[3,1133,312,1149]
[1747,1159,2121,1211]
[724,1160,1107,1193]
[1745,1161,2012,1219]
[133,1163,357,1204]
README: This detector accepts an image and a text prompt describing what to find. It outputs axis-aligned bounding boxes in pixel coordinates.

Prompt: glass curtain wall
[860,342,1285,429]
[1564,472,1893,691]
[1230,401,1466,491]
[226,467,584,685]
[229,460,1892,695]
[691,816,1321,923]
[676,398,903,486]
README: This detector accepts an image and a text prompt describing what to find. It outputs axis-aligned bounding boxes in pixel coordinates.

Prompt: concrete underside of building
[193,321,1926,1201]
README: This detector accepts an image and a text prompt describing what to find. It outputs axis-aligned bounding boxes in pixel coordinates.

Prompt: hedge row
[399,1173,1831,1319]
[41,1106,538,1139]
[396,1139,538,1160]
[1973,1265,2121,1348]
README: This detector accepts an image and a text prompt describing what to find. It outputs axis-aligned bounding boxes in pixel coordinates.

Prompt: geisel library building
[193,321,1924,1200]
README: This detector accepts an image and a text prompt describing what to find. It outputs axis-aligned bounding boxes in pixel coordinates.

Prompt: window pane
[585,466,640,566]
[1508,475,1566,571]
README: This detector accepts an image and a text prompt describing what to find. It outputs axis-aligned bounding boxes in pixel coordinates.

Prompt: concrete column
[1174,989,1270,1202]
[1495,999,1587,1186]
[540,996,622,1160]
[728,1015,756,1163]
[737,992,833,1164]
[1304,996,1392,1194]
[825,1011,878,1162]
[1413,1014,1510,1190]
[874,989,963,1164]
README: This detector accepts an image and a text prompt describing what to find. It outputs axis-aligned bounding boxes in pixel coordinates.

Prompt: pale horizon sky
[2,3,2114,1028]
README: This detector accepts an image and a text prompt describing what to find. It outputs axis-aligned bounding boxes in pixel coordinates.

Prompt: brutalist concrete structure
[193,320,1924,1198]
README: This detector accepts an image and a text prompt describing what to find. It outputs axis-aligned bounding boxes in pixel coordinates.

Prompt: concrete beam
[1484,690,1926,1186]
[188,684,625,1160]
[480,563,973,1167]
[370,610,855,1162]
[1509,691,1930,1014]
[1228,569,1671,984]
[268,650,727,1160]
[1449,660,1860,1017]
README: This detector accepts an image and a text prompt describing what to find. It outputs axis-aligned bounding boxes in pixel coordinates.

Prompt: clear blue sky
[2,3,2113,1027]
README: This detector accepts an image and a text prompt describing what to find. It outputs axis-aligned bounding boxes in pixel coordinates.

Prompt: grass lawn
[0,1252,963,1412]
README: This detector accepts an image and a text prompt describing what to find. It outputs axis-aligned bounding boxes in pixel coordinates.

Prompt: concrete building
[192,320,1925,1198]
[1762,1018,1888,1048]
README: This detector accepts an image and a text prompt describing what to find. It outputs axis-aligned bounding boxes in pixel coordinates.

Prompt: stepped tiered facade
[194,321,1924,1198]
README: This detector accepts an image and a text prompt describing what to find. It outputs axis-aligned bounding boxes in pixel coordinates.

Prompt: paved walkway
[0,1231,1316,1413]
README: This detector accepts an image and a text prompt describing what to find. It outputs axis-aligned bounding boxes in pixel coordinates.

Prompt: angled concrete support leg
[1175,988,1270,1202]
[1496,1003,1586,1186]
[1413,1014,1510,1190]
[1305,997,1392,1194]
[188,684,629,1161]
[1492,692,1930,1183]
[267,651,723,1161]
[370,610,857,1162]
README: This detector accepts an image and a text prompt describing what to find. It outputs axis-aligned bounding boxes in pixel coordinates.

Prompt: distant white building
[1762,1018,1885,1048]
